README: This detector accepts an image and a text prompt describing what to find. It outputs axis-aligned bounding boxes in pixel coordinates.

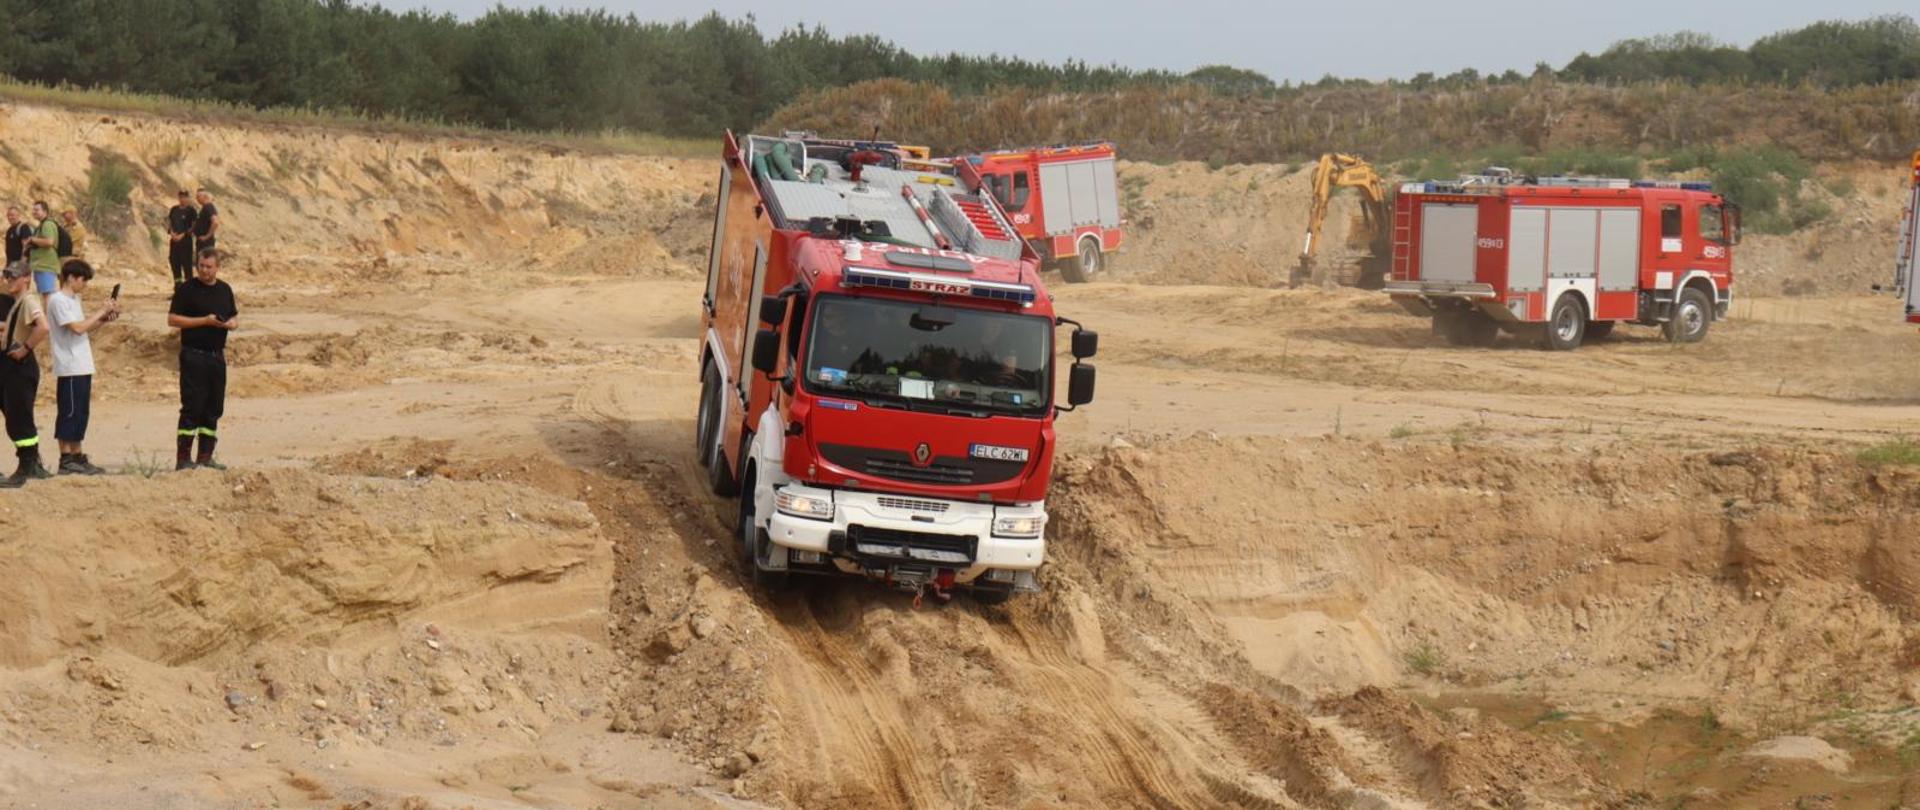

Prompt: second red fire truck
[1385,173,1741,349]
[697,131,1098,603]
[952,143,1125,283]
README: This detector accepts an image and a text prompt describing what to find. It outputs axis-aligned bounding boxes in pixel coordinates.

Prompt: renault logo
[912,442,932,466]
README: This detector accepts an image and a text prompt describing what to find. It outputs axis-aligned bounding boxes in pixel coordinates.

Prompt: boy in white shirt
[47,260,119,475]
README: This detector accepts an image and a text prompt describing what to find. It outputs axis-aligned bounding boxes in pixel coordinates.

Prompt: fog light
[986,569,1018,583]
[793,550,823,564]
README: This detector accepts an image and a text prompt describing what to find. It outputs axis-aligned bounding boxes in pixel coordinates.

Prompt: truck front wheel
[1664,288,1711,344]
[736,466,788,589]
[1543,295,1586,351]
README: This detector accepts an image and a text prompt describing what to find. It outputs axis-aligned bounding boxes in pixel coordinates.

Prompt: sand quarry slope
[1,99,1919,807]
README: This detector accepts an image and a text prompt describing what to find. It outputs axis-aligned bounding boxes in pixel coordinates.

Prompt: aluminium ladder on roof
[1898,150,1920,322]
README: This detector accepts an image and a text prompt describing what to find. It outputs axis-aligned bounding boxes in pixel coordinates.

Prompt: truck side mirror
[1067,363,1096,407]
[1071,329,1099,359]
[759,295,788,326]
[751,328,781,375]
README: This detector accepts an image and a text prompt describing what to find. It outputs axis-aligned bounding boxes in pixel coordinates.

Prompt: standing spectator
[3,207,32,266]
[59,209,87,259]
[47,259,118,475]
[24,201,60,299]
[0,261,51,487]
[192,189,220,253]
[168,248,237,471]
[167,190,197,286]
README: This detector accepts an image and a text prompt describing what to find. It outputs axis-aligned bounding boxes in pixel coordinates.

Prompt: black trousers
[2,353,39,457]
[169,237,195,285]
[178,348,226,438]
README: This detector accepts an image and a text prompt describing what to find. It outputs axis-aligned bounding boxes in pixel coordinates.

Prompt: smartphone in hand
[110,283,121,300]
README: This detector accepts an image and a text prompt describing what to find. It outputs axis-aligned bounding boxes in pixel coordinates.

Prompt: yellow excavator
[1295,152,1392,289]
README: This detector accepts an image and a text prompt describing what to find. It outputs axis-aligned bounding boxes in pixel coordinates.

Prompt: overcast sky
[382,1,1908,82]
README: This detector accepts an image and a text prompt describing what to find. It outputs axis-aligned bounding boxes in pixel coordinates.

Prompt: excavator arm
[1296,153,1392,289]
[1898,148,1920,322]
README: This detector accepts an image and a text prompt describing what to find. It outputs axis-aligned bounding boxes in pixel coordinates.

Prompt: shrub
[1859,438,1920,466]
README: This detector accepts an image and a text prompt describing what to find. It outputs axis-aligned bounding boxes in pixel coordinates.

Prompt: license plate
[969,444,1029,462]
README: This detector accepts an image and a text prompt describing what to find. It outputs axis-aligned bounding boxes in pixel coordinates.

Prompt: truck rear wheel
[1061,236,1102,283]
[702,365,738,496]
[1542,295,1586,351]
[1664,287,1711,344]
[695,361,718,466]
[1437,308,1500,347]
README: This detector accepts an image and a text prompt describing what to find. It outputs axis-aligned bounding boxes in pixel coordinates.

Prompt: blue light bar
[1632,180,1714,191]
[842,266,1037,304]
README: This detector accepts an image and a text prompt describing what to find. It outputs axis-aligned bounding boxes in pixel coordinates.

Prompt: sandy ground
[1,101,1919,808]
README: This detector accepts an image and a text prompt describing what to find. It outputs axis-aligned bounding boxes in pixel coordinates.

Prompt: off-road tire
[1438,308,1500,347]
[695,361,719,466]
[1542,295,1587,351]
[737,466,788,589]
[1061,237,1102,283]
[703,373,738,495]
[1663,287,1712,344]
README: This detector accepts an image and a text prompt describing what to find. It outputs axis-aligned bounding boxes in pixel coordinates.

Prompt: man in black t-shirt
[167,248,238,470]
[192,189,220,253]
[3,207,32,266]
[166,191,197,286]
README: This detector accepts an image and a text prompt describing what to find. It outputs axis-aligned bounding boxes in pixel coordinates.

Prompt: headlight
[774,489,834,521]
[992,513,1046,539]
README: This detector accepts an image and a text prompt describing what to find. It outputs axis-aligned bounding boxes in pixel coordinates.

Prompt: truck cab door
[1643,193,1690,292]
[1693,201,1734,290]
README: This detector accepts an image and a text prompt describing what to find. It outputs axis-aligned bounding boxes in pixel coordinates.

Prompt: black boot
[0,458,22,488]
[196,436,225,471]
[23,452,51,480]
[74,454,106,475]
[176,434,196,471]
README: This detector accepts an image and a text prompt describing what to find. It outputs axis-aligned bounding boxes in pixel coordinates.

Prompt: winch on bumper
[762,483,1045,592]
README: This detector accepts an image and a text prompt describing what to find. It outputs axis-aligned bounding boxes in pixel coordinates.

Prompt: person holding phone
[47,259,119,475]
[167,248,237,470]
[0,261,50,487]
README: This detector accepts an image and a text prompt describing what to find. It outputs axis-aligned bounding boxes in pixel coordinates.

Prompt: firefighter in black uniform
[166,190,197,287]
[167,248,238,470]
[0,261,51,487]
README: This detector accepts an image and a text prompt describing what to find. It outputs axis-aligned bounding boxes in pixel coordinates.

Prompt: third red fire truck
[1894,149,1920,322]
[1385,173,1741,350]
[951,143,1125,283]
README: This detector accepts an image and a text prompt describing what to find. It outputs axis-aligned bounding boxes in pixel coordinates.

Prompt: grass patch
[1858,438,1920,467]
[120,448,170,479]
[1403,643,1446,676]
[1388,424,1416,439]
[0,77,709,159]
[80,151,137,235]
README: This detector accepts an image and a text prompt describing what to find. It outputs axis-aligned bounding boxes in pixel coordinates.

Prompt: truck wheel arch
[1679,274,1720,320]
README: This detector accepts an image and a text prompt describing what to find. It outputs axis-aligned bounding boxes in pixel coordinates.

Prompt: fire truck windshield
[804,295,1050,416]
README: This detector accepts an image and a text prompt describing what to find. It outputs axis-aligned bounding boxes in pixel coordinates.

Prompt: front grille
[819,443,1026,486]
[864,458,973,485]
[877,496,949,513]
[847,525,977,564]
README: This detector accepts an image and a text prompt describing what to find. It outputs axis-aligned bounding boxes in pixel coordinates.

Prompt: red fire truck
[1894,149,1920,322]
[1384,174,1740,350]
[951,143,1125,283]
[696,131,1098,603]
